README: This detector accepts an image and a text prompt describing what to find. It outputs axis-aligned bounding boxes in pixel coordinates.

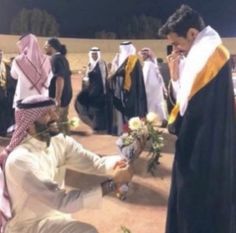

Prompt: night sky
[0,0,235,38]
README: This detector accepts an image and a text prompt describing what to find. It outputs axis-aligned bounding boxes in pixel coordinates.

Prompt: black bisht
[77,63,106,108]
[166,57,236,232]
[108,55,147,119]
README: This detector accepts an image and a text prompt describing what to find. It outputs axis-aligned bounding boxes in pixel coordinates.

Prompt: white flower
[69,117,80,128]
[128,117,143,130]
[146,112,160,124]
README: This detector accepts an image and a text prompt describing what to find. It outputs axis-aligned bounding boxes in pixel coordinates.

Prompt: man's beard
[34,120,60,146]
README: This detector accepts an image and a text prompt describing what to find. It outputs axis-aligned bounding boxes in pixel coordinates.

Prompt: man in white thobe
[10,34,51,108]
[0,95,134,233]
[139,48,168,126]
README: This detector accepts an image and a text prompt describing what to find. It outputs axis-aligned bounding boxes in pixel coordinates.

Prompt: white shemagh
[177,26,222,116]
[88,47,101,71]
[118,42,136,66]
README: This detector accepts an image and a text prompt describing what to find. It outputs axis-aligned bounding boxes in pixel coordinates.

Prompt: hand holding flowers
[117,112,164,175]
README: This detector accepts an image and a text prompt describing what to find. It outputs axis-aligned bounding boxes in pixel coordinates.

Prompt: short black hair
[159,5,205,38]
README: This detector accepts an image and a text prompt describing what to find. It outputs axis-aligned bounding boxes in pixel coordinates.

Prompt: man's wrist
[101,179,117,196]
[55,98,61,107]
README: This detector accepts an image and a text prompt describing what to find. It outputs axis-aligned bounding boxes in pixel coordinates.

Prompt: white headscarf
[118,41,136,66]
[88,47,101,71]
[1,95,56,157]
[15,34,51,94]
[139,47,158,65]
[0,95,56,233]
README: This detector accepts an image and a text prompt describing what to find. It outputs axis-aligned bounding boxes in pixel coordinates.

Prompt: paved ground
[0,75,176,233]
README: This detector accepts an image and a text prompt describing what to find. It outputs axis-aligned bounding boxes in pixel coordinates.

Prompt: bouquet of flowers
[117,112,164,175]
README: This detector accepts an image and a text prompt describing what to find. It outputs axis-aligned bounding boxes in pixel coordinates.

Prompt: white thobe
[4,134,120,233]
[10,60,52,108]
[143,60,167,120]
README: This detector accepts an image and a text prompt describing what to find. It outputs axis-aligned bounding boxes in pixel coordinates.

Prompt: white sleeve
[171,79,181,100]
[63,136,121,176]
[6,156,103,212]
[171,57,185,99]
[156,65,167,92]
[10,59,19,80]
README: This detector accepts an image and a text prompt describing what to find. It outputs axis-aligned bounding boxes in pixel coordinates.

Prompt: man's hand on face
[167,50,183,81]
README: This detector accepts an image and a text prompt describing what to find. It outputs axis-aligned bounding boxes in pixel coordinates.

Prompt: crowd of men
[0,4,235,233]
[76,41,170,135]
[0,35,172,138]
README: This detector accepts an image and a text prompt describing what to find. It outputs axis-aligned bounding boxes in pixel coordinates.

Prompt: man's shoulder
[144,59,156,67]
[51,133,78,147]
[5,145,34,170]
[5,134,72,164]
[98,59,106,65]
[50,134,82,155]
[50,133,67,143]
[51,53,64,62]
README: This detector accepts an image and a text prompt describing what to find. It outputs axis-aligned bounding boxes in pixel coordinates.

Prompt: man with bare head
[44,37,72,135]
[159,5,236,233]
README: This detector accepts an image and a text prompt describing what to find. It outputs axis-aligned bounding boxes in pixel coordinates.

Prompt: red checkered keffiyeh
[15,34,51,94]
[0,95,55,232]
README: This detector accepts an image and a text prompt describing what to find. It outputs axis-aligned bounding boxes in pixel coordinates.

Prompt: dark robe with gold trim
[108,55,147,134]
[75,61,109,131]
[166,45,236,233]
[0,62,16,136]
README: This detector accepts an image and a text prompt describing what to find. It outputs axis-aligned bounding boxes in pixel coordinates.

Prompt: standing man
[0,49,8,136]
[159,5,236,233]
[109,41,147,135]
[10,34,52,108]
[75,47,109,133]
[0,51,17,137]
[0,95,134,233]
[44,38,73,135]
[139,48,168,127]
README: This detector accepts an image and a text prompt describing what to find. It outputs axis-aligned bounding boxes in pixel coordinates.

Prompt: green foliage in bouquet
[121,112,164,175]
[145,117,164,175]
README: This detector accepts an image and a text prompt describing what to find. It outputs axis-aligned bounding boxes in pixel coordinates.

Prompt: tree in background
[95,30,117,39]
[121,15,162,39]
[10,8,59,36]
[0,0,235,38]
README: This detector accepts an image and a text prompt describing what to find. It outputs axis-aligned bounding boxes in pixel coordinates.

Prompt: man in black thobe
[109,41,147,135]
[75,47,109,133]
[159,5,236,233]
[0,51,16,137]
